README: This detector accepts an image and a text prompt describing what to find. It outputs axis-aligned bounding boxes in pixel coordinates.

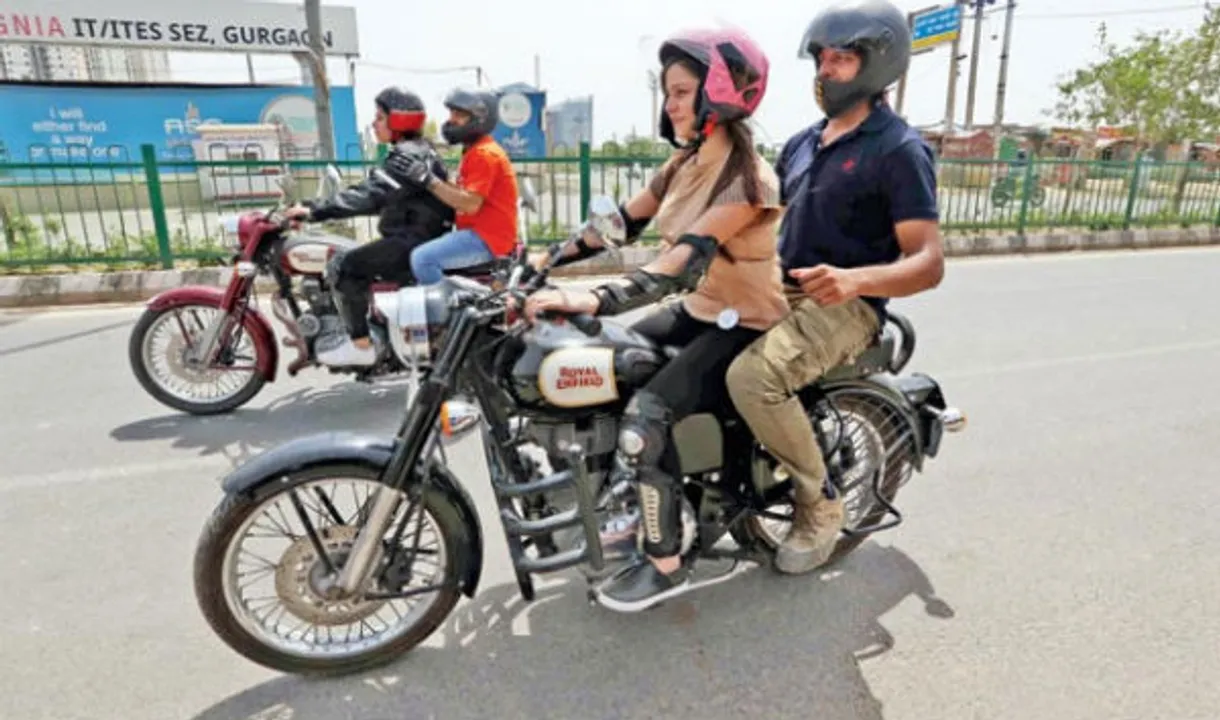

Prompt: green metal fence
[2,142,1219,270]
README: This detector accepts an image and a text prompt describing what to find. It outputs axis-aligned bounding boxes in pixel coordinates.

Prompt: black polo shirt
[774,102,939,323]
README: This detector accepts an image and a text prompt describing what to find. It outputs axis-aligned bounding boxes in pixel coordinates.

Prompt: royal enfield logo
[555,365,604,390]
[538,347,618,408]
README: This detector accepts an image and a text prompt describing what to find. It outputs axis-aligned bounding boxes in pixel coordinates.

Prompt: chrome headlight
[372,278,491,368]
[374,286,434,367]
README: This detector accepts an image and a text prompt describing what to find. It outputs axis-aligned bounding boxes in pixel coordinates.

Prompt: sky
[168,0,1213,145]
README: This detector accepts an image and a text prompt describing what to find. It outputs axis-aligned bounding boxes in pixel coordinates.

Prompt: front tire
[128,303,267,415]
[193,463,468,675]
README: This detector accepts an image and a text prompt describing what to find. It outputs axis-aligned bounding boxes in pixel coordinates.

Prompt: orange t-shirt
[454,136,519,256]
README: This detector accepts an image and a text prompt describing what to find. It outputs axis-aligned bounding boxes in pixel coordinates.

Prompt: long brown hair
[658,57,765,210]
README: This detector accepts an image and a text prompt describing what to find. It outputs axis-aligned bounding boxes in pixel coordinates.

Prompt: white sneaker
[316,336,378,367]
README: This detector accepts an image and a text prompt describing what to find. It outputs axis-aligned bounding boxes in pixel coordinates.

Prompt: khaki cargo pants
[725,289,880,505]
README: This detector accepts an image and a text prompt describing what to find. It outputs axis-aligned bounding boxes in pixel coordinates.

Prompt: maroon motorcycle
[128,167,537,415]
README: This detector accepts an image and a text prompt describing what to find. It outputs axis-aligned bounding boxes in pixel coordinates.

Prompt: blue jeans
[410,229,495,285]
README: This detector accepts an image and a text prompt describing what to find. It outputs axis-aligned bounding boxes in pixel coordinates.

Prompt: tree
[423,119,439,141]
[1052,8,1220,149]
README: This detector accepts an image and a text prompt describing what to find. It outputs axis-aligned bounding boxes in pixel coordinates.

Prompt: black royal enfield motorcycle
[193,196,967,675]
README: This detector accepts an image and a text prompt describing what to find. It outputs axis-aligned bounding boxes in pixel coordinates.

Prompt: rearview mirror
[274,173,297,202]
[586,195,627,247]
[519,177,539,213]
[319,164,342,197]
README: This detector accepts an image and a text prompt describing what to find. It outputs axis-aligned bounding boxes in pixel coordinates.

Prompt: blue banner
[0,83,361,178]
[491,89,547,158]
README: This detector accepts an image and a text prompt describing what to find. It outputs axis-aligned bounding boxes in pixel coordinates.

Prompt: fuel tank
[280,233,359,275]
[500,318,676,416]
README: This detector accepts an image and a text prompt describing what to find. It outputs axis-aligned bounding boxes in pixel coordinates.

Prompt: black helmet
[375,86,427,137]
[441,88,500,145]
[797,0,910,118]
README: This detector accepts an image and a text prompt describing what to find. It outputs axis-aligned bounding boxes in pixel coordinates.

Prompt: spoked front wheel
[128,303,267,415]
[193,464,467,675]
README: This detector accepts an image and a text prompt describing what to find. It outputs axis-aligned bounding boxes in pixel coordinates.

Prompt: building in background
[545,96,593,153]
[0,44,170,82]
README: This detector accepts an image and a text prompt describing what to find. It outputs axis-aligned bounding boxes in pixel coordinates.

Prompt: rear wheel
[733,389,920,564]
[128,303,267,415]
[193,463,468,676]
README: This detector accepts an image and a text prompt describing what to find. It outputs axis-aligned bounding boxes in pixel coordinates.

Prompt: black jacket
[304,138,454,242]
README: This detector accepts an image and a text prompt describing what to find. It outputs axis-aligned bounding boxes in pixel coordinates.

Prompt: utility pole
[647,70,659,142]
[963,0,986,129]
[943,0,965,133]
[991,0,1016,143]
[304,0,336,161]
[895,6,933,118]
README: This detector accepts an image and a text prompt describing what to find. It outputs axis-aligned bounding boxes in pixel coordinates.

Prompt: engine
[294,277,340,339]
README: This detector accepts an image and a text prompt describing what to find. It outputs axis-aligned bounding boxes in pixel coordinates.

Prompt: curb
[2,227,1218,308]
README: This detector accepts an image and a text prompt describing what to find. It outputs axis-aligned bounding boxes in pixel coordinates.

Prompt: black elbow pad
[590,233,719,316]
[619,203,651,242]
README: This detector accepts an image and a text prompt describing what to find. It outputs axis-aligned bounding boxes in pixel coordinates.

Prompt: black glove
[385,149,436,189]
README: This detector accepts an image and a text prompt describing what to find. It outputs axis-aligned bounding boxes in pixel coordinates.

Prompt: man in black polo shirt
[726,0,946,575]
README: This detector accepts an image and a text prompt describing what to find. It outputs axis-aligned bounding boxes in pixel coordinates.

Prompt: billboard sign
[491,89,547,158]
[0,82,361,181]
[0,0,360,56]
[911,4,962,54]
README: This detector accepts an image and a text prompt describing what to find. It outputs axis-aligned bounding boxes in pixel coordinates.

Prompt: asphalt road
[2,247,1219,720]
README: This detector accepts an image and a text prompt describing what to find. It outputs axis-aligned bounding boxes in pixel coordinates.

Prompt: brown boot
[775,495,845,574]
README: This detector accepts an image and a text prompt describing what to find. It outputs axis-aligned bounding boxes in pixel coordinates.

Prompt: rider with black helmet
[386,87,520,284]
[287,86,454,367]
[725,0,946,575]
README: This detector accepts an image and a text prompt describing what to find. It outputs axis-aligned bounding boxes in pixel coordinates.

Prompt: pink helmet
[658,27,770,148]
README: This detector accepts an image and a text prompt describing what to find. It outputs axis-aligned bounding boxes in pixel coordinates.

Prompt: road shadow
[192,542,953,720]
[109,381,408,468]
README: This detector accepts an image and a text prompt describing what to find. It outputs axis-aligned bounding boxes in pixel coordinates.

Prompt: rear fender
[815,374,932,470]
[147,285,279,383]
[221,431,484,598]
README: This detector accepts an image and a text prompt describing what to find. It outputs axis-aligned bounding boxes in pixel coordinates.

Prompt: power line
[1016,3,1210,20]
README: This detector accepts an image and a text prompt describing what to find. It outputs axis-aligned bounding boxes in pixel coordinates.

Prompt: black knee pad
[637,466,683,557]
[618,389,672,467]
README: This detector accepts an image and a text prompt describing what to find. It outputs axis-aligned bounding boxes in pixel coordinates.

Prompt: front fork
[329,306,484,598]
[184,275,252,367]
[332,423,447,596]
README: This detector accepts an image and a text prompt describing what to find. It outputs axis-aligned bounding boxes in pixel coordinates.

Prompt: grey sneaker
[775,496,845,574]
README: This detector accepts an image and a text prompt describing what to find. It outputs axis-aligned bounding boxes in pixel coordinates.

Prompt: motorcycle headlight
[375,286,434,366]
[373,278,494,367]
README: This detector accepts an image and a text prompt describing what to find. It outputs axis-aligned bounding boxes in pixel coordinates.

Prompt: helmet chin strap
[673,114,719,151]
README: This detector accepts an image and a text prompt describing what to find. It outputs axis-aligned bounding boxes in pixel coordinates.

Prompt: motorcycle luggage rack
[491,443,605,601]
[836,464,904,537]
[816,396,909,538]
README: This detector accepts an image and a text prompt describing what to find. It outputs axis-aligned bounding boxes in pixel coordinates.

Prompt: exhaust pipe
[271,297,313,376]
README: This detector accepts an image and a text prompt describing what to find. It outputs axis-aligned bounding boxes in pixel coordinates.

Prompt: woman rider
[524,27,787,612]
